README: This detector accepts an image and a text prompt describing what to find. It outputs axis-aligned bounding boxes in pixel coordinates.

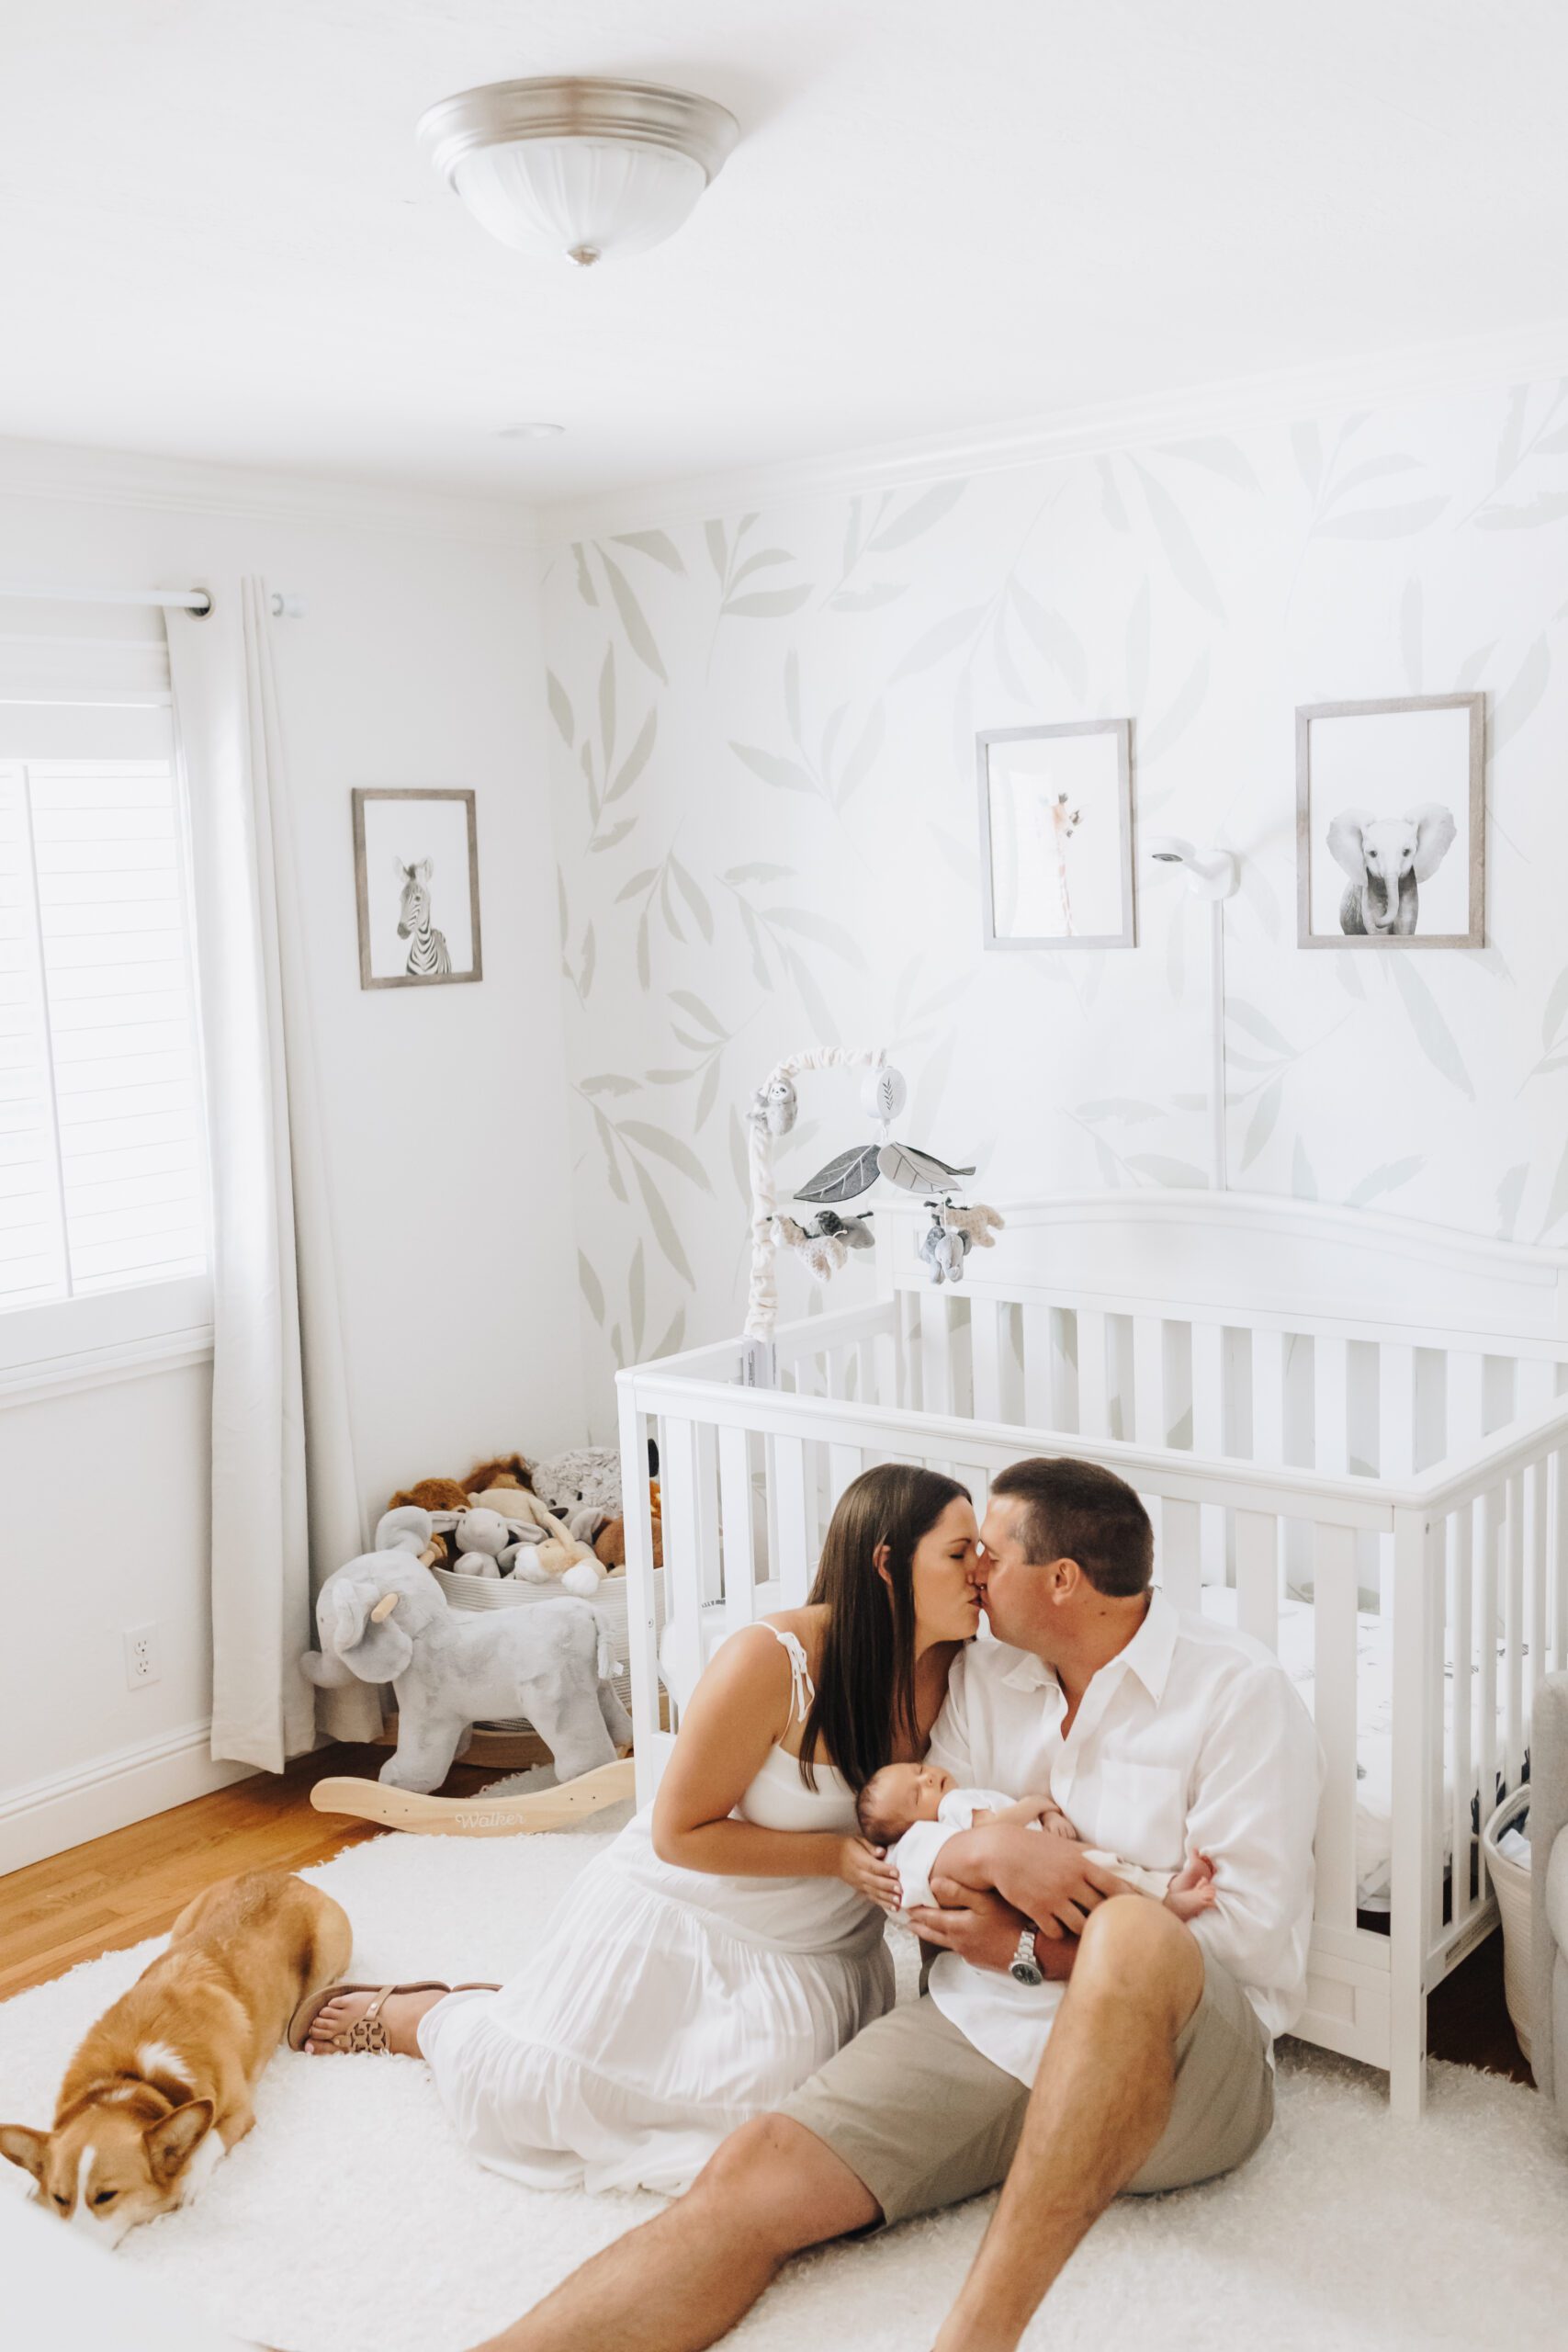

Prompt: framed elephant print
[1295,694,1484,949]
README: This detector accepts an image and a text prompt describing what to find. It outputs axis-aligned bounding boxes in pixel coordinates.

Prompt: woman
[299,1464,979,2195]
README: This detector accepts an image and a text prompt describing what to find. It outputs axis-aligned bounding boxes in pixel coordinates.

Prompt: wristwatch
[1008,1926,1044,1987]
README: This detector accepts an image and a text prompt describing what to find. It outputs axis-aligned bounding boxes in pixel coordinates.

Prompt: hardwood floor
[0,1755,1539,2093]
[0,1744,514,2002]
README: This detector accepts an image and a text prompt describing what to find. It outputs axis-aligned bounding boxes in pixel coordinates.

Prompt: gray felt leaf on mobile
[795,1144,882,1204]
[876,1143,976,1193]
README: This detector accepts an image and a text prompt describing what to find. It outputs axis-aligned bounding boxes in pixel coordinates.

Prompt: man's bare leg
[933,1896,1204,2352]
[467,2113,879,2352]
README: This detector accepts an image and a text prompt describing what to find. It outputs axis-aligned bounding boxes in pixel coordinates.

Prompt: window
[0,696,209,1341]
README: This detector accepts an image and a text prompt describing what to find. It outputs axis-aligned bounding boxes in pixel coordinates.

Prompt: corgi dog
[0,1870,351,2245]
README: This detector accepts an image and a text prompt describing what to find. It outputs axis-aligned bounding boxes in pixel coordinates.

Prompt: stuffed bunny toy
[299,1507,629,1792]
[443,1504,526,1581]
[454,1489,603,1597]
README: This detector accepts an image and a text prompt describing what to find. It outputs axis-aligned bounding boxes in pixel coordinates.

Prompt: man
[470,1457,1321,2352]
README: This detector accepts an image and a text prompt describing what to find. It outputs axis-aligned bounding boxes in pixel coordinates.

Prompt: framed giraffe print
[352,787,482,989]
[976,719,1135,950]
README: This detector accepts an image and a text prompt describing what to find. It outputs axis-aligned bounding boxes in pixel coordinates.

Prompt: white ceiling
[5,1,1568,509]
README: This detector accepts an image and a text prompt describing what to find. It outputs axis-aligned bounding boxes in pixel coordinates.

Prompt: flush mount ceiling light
[417,76,739,267]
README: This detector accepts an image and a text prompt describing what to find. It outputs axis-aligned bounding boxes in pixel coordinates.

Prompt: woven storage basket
[1481,1785,1533,2063]
[432,1559,665,1728]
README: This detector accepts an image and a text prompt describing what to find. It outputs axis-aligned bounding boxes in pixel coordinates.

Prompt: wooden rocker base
[310,1757,637,1837]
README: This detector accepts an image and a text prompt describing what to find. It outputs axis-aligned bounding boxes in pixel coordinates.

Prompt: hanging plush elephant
[1327,804,1457,937]
[299,1508,629,1792]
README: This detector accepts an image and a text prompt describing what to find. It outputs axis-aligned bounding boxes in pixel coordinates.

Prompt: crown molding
[538,318,1568,547]
[0,435,542,550]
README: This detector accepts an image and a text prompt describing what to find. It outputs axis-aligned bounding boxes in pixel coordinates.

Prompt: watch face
[1010,1959,1043,1986]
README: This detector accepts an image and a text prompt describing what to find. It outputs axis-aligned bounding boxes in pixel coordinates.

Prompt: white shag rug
[2,1819,1565,2352]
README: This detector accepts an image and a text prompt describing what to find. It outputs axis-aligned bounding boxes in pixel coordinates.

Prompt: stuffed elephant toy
[1327,803,1457,937]
[299,1508,630,1792]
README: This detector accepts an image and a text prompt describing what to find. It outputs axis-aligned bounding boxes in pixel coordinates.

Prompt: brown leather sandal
[288,1980,499,2053]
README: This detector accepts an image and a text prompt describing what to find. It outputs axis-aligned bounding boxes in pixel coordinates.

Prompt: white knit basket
[1481,1785,1533,2063]
[431,1559,664,1726]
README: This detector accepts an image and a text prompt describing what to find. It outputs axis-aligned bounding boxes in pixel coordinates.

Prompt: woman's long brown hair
[795,1463,970,1792]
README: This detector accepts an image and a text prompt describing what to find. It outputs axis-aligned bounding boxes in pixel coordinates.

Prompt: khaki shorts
[777,1953,1273,2229]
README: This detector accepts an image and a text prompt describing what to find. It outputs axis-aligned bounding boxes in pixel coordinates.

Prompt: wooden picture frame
[976,718,1136,950]
[352,787,483,989]
[1296,695,1484,950]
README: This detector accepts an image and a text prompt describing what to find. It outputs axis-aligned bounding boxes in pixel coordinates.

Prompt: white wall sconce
[1146,835,1240,1191]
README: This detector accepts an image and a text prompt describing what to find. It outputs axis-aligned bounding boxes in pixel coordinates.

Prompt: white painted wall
[0,447,583,1867]
[542,375,1568,1436]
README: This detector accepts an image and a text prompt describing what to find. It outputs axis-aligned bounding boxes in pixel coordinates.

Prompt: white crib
[615,1190,1568,2117]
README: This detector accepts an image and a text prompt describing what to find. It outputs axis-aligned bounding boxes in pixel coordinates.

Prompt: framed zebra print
[352,787,483,989]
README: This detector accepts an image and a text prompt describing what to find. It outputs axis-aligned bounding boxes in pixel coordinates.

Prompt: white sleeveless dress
[417,1625,895,2196]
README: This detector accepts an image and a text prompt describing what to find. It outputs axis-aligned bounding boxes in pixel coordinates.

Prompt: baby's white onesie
[890,1785,1177,1911]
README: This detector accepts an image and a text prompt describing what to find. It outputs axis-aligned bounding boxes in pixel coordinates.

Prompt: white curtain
[167,579,379,1768]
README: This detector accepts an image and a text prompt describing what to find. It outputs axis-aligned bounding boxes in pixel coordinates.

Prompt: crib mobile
[743,1045,1005,1341]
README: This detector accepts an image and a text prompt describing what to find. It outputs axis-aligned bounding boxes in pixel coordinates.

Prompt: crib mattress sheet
[1201,1587,1509,1909]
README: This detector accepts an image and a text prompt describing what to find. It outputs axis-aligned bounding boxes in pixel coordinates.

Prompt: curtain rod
[0,584,305,617]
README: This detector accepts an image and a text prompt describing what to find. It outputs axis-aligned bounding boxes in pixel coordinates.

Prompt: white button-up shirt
[923,1590,1323,2085]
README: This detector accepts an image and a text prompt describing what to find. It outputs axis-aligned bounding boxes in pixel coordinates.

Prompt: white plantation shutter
[0,702,208,1312]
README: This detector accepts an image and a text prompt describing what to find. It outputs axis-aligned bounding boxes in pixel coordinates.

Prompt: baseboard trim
[0,1719,251,1877]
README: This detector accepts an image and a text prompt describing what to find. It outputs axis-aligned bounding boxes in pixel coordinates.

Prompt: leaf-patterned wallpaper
[544,380,1568,1434]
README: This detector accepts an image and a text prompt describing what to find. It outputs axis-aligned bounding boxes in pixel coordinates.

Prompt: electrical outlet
[123,1623,161,1690]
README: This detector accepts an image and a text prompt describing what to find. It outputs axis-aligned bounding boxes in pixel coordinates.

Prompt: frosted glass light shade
[419,77,739,267]
[453,137,708,265]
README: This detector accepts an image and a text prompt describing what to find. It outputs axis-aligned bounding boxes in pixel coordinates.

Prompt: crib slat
[1378,1341,1416,1480]
[661,1416,705,1711]
[972,1296,1005,1425]
[1191,1319,1227,1586]
[874,1324,897,1412]
[1505,1471,1526,1787]
[897,1289,921,1409]
[1021,1303,1053,1429]
[695,1423,723,1606]
[1050,1306,1077,1429]
[1448,1350,1486,1458]
[1077,1310,1111,1438]
[828,1442,863,1516]
[1133,1316,1165,1446]
[920,1293,953,1418]
[1313,1521,1360,1928]
[616,1393,661,1800]
[1389,1510,1444,2065]
[1553,1449,1568,1674]
[718,1423,757,1634]
[772,1434,813,1604]
[1314,1336,1350,1476]
[1235,1509,1279,1651]
[1252,1327,1287,1463]
[1448,1506,1474,1931]
[1160,1498,1202,1611]
[1191,1322,1224,1456]
[1529,1458,1549,1706]
[1477,1488,1501,1848]
[956,1459,992,1521]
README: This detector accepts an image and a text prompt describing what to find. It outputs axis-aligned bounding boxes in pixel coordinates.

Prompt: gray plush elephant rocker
[1328,803,1457,937]
[299,1507,630,1793]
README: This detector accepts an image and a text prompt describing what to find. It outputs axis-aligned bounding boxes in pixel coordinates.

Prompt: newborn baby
[855,1759,1217,1919]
